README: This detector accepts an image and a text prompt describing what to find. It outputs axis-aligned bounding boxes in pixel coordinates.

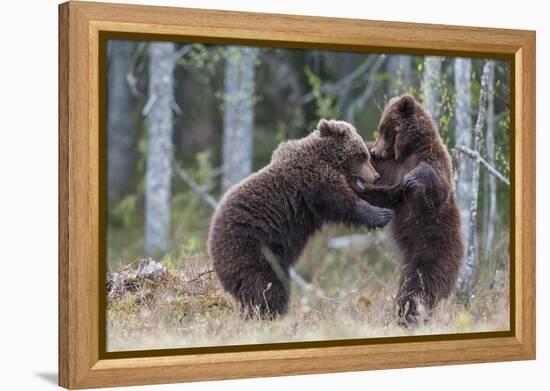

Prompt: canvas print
[105,40,511,352]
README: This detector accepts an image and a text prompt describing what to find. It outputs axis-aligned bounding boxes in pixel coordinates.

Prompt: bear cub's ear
[318,119,347,138]
[396,94,416,117]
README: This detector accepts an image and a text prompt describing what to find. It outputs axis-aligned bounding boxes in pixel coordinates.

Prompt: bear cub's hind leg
[234,253,290,319]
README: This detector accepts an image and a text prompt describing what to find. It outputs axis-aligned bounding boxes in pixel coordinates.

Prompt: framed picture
[59,1,536,389]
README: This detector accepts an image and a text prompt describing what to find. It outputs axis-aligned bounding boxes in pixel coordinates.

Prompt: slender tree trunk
[387,55,412,97]
[485,64,497,254]
[145,42,176,256]
[339,52,355,121]
[454,58,474,253]
[422,56,443,126]
[459,61,494,297]
[222,46,258,192]
[107,40,136,200]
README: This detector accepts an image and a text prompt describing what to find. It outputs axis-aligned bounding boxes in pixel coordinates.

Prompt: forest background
[105,41,511,351]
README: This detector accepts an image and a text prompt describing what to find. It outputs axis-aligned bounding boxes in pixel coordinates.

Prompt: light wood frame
[59,1,536,388]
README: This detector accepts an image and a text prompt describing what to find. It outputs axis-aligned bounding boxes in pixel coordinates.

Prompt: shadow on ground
[35,372,57,386]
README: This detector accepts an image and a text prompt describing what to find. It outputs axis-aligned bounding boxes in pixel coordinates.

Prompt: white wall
[0,0,545,389]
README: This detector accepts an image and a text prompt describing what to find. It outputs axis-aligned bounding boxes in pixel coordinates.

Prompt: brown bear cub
[361,95,465,325]
[208,119,396,318]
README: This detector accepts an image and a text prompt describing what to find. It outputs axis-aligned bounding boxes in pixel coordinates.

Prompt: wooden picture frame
[58,1,536,388]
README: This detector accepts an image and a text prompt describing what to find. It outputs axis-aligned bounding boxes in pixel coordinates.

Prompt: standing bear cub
[208,119,395,318]
[361,95,465,325]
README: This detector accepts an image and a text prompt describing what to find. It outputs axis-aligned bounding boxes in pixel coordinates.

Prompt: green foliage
[178,44,225,82]
[135,125,148,193]
[274,121,288,144]
[454,311,473,330]
[496,113,511,177]
[193,150,216,188]
[110,194,138,228]
[214,90,263,113]
[437,84,455,142]
[170,150,217,259]
[108,292,140,319]
[304,66,340,120]
[212,47,263,112]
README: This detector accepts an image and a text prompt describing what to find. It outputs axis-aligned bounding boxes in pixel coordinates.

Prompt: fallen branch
[261,245,291,292]
[289,268,314,291]
[172,162,219,209]
[185,269,214,284]
[107,258,169,299]
[455,144,510,186]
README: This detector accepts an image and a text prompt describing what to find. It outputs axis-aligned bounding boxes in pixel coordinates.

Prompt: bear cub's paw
[355,200,395,229]
[403,172,422,193]
[403,169,430,195]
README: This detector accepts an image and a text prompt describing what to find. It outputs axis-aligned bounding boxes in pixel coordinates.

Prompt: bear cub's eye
[357,152,369,161]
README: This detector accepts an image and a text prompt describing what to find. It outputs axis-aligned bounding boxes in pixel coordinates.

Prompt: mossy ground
[107,227,509,352]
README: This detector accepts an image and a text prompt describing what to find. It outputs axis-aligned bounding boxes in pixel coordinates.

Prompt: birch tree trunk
[485,64,497,254]
[387,55,412,97]
[145,42,176,256]
[107,40,136,200]
[454,58,473,252]
[222,46,258,192]
[422,56,443,126]
[459,60,494,297]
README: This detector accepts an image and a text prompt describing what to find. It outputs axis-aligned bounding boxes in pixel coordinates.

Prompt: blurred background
[105,40,511,350]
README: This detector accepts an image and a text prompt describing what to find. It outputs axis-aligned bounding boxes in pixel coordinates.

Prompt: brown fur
[362,95,465,325]
[208,119,395,318]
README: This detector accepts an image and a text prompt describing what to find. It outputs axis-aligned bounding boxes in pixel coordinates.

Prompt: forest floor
[106,229,510,352]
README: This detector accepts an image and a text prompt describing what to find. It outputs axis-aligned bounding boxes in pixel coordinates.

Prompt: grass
[106,226,510,352]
